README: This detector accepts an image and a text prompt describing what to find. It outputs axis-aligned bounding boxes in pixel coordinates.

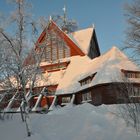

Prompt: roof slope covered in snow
[56,55,90,94]
[56,46,140,95]
[83,46,140,86]
[1,68,65,90]
[33,70,65,87]
[68,27,94,54]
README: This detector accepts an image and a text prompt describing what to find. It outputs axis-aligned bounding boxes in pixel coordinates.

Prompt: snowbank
[0,103,139,140]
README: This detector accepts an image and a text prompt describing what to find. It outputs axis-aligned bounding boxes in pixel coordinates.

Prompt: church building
[0,15,140,112]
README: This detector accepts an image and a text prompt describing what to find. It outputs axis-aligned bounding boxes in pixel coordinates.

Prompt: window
[40,31,70,63]
[130,87,140,97]
[80,78,91,86]
[121,69,140,78]
[82,91,92,102]
[62,97,71,103]
[58,41,70,59]
[79,73,96,86]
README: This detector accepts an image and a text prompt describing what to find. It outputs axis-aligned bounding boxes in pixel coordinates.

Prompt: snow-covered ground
[0,103,139,140]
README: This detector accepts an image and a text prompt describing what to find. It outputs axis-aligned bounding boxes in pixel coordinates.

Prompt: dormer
[121,69,140,78]
[79,73,97,86]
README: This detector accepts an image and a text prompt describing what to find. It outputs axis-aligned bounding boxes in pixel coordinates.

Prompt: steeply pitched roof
[69,27,94,54]
[56,46,140,95]
[36,20,85,56]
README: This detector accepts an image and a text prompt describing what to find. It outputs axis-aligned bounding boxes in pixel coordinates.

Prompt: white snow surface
[56,46,140,95]
[56,55,90,94]
[0,103,139,140]
[34,70,64,87]
[69,27,94,54]
[1,69,64,90]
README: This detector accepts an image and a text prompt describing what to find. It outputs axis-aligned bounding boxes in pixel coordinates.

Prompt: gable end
[88,30,100,59]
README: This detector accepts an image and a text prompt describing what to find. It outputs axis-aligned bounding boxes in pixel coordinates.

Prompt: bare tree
[0,2,76,136]
[123,0,140,61]
[113,75,140,134]
[120,0,140,134]
[0,0,45,136]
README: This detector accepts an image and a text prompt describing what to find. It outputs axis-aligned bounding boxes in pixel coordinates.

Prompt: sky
[0,0,133,53]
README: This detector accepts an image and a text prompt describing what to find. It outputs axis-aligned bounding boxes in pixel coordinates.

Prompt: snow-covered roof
[35,56,89,87]
[81,46,140,85]
[56,46,140,95]
[68,27,94,54]
[55,55,90,94]
[0,69,65,90]
[33,70,65,87]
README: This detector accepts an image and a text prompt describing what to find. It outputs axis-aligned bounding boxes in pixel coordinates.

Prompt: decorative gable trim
[35,20,85,56]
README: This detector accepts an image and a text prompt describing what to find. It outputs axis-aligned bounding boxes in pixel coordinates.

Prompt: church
[0,15,140,112]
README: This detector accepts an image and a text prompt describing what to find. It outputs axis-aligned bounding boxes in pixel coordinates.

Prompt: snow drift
[0,103,139,140]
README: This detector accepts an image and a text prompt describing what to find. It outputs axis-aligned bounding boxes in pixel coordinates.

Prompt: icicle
[49,15,52,21]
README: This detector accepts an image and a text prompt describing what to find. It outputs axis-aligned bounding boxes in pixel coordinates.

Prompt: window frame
[82,91,92,102]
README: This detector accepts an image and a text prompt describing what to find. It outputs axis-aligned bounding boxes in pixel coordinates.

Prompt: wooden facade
[24,20,100,66]
[56,82,140,107]
[0,19,103,112]
[41,61,70,73]
[2,19,140,112]
[88,30,100,59]
[35,20,85,62]
[55,69,140,106]
[28,20,101,110]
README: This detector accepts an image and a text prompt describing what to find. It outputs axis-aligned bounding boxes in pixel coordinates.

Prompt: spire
[62,5,67,25]
[92,24,95,29]
[63,5,66,13]
[49,15,52,21]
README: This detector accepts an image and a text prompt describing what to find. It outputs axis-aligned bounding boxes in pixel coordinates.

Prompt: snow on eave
[80,46,139,79]
[56,46,140,95]
[68,27,94,55]
[40,57,71,67]
[79,46,140,87]
[29,69,66,88]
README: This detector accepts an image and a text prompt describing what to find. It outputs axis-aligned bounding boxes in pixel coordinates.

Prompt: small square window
[82,92,92,102]
[62,97,71,103]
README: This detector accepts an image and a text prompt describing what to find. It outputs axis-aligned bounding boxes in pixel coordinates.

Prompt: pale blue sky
[0,0,132,53]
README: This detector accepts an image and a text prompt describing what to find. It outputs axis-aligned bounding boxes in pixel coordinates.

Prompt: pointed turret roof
[68,27,94,54]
